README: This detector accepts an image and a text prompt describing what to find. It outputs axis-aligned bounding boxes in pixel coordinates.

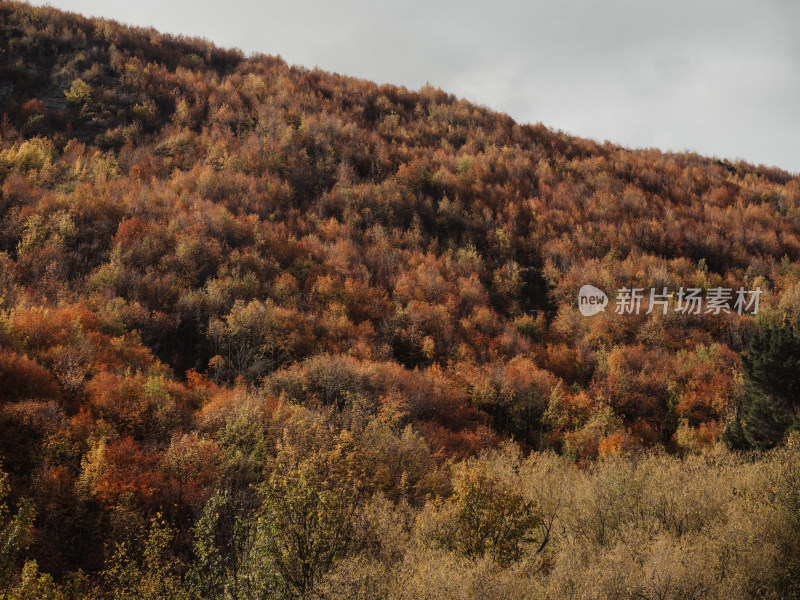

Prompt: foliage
[738,324,800,449]
[432,460,540,565]
[0,1,799,596]
[0,468,35,593]
[95,516,188,600]
[260,427,369,597]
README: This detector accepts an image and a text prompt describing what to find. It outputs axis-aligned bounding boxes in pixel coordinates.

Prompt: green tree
[739,324,800,449]
[188,489,276,600]
[0,468,35,595]
[4,560,76,600]
[98,516,188,600]
[259,430,368,598]
[64,79,92,110]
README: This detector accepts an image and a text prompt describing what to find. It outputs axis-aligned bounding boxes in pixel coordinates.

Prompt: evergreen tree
[738,324,800,449]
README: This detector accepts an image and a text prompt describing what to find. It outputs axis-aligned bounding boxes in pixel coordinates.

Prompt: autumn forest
[1,2,800,598]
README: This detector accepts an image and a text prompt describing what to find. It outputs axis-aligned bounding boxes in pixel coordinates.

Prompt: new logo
[578,285,608,316]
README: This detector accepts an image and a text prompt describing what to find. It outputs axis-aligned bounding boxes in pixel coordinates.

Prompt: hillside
[2,2,800,598]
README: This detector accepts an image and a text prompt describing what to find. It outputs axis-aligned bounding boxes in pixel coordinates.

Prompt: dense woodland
[1,2,800,598]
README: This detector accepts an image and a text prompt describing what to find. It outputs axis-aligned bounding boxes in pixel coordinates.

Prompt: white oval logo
[578,285,608,316]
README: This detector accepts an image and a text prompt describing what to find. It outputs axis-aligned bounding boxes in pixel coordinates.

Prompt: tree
[0,467,35,592]
[208,299,310,382]
[188,488,275,600]
[434,462,540,566]
[98,516,188,600]
[258,429,368,598]
[738,324,800,449]
[64,79,92,112]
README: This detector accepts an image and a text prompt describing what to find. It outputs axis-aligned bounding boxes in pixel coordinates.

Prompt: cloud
[29,0,800,172]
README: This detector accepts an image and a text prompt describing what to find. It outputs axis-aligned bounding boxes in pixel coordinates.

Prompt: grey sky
[28,0,800,173]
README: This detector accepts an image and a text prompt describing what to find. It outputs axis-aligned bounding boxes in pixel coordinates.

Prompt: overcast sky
[28,0,800,173]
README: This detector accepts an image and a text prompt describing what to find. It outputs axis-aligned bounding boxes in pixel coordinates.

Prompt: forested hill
[3,1,800,593]
[3,0,800,455]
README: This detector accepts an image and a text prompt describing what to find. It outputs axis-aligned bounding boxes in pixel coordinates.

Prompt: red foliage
[0,349,61,403]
